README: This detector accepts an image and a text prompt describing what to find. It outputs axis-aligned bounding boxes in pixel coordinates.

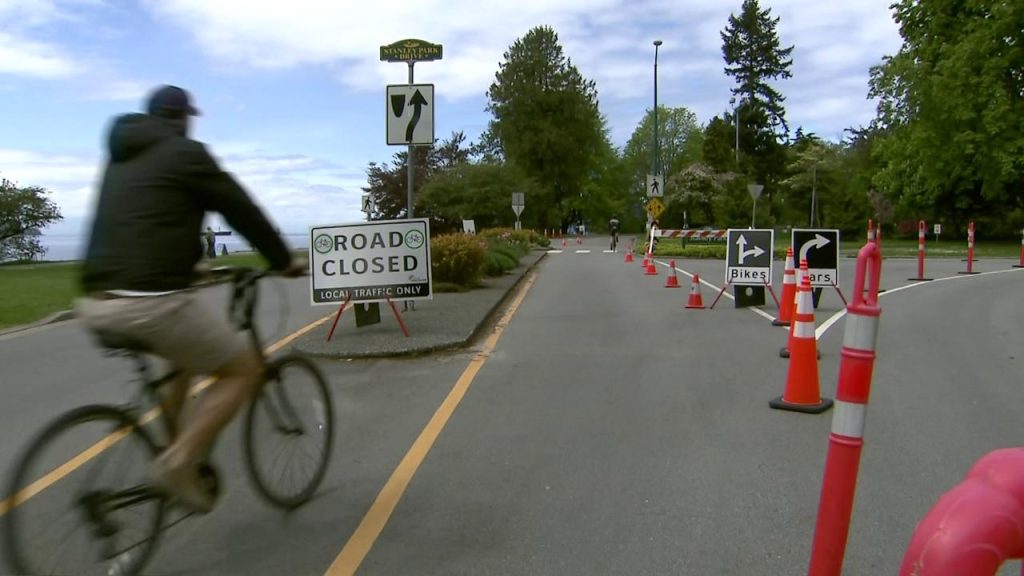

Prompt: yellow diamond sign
[646,197,665,220]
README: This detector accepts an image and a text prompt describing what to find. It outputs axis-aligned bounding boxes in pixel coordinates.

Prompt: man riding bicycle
[76,85,306,513]
[609,216,620,251]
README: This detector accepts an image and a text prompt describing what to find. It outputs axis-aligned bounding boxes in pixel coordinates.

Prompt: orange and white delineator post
[773,247,797,326]
[1014,228,1024,269]
[909,220,933,281]
[770,270,832,414]
[959,220,979,275]
[807,242,882,576]
[898,447,1024,576]
[780,260,819,359]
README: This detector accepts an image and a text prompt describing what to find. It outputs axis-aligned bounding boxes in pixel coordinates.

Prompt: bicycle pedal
[196,462,222,503]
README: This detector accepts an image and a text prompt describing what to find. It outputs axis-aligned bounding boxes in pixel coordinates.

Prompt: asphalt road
[1,236,1022,575]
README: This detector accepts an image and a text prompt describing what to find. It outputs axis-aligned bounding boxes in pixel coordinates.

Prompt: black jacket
[82,114,292,292]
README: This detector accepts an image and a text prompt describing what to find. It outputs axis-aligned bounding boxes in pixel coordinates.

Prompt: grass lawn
[0,252,272,331]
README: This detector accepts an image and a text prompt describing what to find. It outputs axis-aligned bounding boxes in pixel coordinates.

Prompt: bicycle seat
[92,329,152,354]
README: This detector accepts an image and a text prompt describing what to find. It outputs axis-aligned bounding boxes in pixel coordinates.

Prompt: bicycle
[4,266,335,576]
[610,229,619,252]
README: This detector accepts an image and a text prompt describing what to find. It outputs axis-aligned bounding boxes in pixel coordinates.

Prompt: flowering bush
[430,233,489,287]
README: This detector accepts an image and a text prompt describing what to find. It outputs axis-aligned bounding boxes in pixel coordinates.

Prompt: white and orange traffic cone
[645,259,658,275]
[770,272,833,414]
[780,259,819,359]
[625,250,634,263]
[685,274,705,309]
[562,238,567,249]
[773,246,796,326]
[665,260,681,288]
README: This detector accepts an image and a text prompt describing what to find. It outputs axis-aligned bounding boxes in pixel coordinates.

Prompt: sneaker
[147,456,216,514]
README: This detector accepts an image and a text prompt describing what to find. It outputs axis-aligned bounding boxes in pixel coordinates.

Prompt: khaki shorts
[75,292,249,376]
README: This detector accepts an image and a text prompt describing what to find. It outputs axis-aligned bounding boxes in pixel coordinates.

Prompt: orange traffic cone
[645,260,658,275]
[780,260,819,359]
[665,260,681,288]
[561,238,567,248]
[625,250,634,263]
[773,247,796,327]
[685,274,705,309]
[770,273,833,413]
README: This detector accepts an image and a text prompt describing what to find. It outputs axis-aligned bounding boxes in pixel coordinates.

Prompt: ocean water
[37,233,310,262]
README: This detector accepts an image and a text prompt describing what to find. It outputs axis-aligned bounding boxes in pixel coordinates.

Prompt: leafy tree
[0,177,63,262]
[780,134,843,228]
[486,25,606,229]
[869,0,1024,236]
[416,162,543,234]
[721,0,794,134]
[363,132,473,221]
[666,162,732,227]
[623,106,703,195]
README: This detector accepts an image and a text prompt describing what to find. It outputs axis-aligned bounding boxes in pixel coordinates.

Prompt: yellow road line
[324,272,538,576]
[0,310,337,517]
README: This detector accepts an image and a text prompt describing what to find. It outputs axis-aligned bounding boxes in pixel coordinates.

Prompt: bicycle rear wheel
[4,405,166,576]
[244,353,334,509]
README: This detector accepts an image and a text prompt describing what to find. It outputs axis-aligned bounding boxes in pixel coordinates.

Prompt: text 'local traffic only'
[310,219,433,305]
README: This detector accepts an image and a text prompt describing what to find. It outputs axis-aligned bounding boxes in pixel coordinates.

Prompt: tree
[486,26,606,229]
[362,132,473,221]
[0,177,63,262]
[417,162,544,234]
[780,135,843,228]
[869,0,1024,235]
[721,0,794,135]
[666,162,732,226]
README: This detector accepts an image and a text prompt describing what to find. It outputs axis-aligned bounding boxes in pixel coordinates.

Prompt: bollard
[958,221,979,275]
[1014,228,1023,269]
[910,220,933,281]
[899,448,1024,575]
[807,242,882,576]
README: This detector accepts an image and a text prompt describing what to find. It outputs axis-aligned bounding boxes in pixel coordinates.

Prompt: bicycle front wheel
[244,353,334,509]
[4,405,166,576]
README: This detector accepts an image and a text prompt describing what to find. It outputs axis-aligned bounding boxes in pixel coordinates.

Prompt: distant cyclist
[608,216,620,251]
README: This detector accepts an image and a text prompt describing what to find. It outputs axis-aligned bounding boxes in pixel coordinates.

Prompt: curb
[0,309,75,337]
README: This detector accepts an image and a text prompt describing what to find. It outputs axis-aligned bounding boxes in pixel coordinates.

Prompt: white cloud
[139,0,902,139]
[0,32,78,78]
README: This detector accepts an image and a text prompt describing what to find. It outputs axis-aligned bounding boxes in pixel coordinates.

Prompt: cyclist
[608,216,620,251]
[76,85,306,513]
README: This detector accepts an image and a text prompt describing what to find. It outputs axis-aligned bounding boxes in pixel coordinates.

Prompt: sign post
[711,228,776,309]
[310,219,431,340]
[791,228,846,306]
[380,39,442,220]
[748,183,764,228]
[512,192,525,231]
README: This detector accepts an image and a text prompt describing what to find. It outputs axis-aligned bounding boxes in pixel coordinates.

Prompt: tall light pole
[653,40,662,177]
[729,96,741,168]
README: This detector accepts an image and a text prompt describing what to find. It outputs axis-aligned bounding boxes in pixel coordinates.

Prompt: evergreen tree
[486,26,606,229]
[720,0,794,134]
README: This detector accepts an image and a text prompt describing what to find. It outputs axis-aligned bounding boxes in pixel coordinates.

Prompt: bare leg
[161,345,263,467]
[150,344,263,511]
[159,372,191,440]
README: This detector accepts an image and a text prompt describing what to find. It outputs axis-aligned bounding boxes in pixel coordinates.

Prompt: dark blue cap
[146,85,200,116]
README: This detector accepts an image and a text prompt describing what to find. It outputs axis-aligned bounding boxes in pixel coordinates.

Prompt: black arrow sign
[406,89,428,142]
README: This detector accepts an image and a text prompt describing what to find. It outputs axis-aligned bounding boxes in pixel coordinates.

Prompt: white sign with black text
[310,219,432,304]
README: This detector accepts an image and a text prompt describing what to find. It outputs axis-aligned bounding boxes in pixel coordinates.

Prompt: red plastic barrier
[899,447,1024,575]
[807,242,882,576]
[910,220,933,281]
[1015,228,1023,269]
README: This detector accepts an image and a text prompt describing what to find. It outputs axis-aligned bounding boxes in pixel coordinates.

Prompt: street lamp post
[653,39,662,177]
[649,39,662,230]
[729,96,741,168]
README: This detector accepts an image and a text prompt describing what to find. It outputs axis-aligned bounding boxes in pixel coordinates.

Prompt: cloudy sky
[1,0,903,239]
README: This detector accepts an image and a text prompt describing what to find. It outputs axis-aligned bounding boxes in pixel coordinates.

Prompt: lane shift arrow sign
[799,233,830,264]
[736,234,765,264]
[406,89,428,142]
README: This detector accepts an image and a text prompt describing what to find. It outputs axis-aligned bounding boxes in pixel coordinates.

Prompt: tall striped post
[959,221,979,275]
[807,241,882,576]
[1014,228,1023,269]
[910,220,933,281]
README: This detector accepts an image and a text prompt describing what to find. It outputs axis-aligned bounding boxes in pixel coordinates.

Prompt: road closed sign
[310,219,432,305]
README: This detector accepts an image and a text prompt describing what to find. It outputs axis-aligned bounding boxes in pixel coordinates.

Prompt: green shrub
[480,227,550,249]
[484,250,518,276]
[638,241,727,259]
[431,233,489,287]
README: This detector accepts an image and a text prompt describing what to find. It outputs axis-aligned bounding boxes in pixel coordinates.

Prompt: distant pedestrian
[204,227,216,258]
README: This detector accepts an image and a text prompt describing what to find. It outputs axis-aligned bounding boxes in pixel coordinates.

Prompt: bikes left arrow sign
[386,84,435,146]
